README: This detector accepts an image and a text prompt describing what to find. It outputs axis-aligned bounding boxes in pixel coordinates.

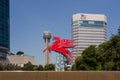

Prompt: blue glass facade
[0,0,10,58]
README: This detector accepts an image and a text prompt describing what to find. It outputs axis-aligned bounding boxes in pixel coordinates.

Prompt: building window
[79,20,106,27]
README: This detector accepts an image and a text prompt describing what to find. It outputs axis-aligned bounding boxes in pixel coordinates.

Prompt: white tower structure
[72,13,107,59]
[43,30,51,65]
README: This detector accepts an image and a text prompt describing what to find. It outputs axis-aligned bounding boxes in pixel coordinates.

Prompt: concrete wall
[0,71,120,80]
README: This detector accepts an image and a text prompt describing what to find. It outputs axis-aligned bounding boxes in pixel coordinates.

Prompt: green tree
[37,64,44,71]
[33,66,38,71]
[96,32,120,70]
[73,27,120,71]
[44,64,55,71]
[82,45,98,70]
[0,64,4,70]
[71,64,76,70]
[16,51,24,56]
[104,62,114,71]
[110,35,120,70]
[75,56,84,70]
[22,62,34,71]
[74,45,100,70]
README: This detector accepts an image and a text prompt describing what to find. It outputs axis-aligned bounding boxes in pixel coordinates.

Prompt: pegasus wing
[60,39,75,48]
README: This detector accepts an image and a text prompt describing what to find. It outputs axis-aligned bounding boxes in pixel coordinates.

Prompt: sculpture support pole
[55,53,65,71]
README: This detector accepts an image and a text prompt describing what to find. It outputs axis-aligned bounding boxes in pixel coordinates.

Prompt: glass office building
[0,0,10,58]
[72,13,107,58]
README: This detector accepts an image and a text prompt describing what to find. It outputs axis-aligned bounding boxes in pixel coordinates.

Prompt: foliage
[16,51,24,56]
[0,62,55,71]
[104,62,114,71]
[44,64,55,71]
[74,45,98,70]
[0,64,4,70]
[33,66,38,71]
[73,28,120,71]
[71,64,76,70]
[0,64,21,71]
[22,62,34,71]
[37,64,44,71]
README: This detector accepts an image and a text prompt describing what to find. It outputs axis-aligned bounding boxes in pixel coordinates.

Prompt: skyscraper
[72,13,107,58]
[0,0,10,58]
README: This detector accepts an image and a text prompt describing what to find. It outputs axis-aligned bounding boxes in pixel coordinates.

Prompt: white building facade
[6,54,34,67]
[72,13,107,58]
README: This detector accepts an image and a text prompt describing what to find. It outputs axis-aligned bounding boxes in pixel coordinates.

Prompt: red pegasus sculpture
[44,36,75,64]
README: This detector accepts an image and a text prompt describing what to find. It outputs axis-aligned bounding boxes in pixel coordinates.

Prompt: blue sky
[10,0,120,65]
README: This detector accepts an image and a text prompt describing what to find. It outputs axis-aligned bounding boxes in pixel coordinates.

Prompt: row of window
[78,27,106,30]
[0,0,9,4]
[73,35,106,38]
[0,23,9,28]
[73,37,106,40]
[0,41,9,48]
[0,19,9,23]
[0,32,9,38]
[72,20,107,27]
[73,38,106,41]
[0,44,9,48]
[72,31,105,34]
[0,9,9,14]
[0,1,9,8]
[73,34,105,37]
[0,31,9,34]
[72,29,106,32]
[74,42,101,45]
[0,35,9,39]
[0,16,9,20]
[73,33,105,36]
[73,40,105,44]
[0,27,9,31]
[0,24,8,28]
[0,39,9,44]
[0,40,9,43]
[0,13,9,18]
[0,28,9,31]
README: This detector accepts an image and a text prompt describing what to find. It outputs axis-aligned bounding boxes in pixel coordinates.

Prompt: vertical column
[43,30,51,65]
[44,38,50,65]
[44,39,47,65]
[46,39,50,65]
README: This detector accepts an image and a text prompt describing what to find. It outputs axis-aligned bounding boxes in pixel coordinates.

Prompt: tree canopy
[73,27,120,71]
[22,62,34,71]
[37,65,44,71]
[44,64,55,71]
[16,51,24,56]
